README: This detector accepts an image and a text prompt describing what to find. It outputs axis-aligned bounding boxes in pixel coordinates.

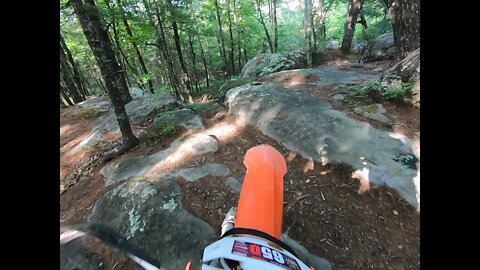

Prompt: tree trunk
[117,0,154,93]
[71,0,138,150]
[60,82,74,106]
[255,0,274,53]
[60,33,88,98]
[166,0,194,103]
[214,0,229,78]
[198,40,210,88]
[305,0,313,66]
[387,0,420,55]
[341,0,363,53]
[60,48,84,103]
[226,0,236,75]
[233,0,242,72]
[314,0,326,51]
[105,0,146,92]
[151,0,182,99]
[188,34,200,93]
[273,0,278,52]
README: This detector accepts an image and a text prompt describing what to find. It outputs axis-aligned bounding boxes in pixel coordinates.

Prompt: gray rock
[281,234,332,270]
[129,86,151,99]
[358,32,395,63]
[65,93,185,156]
[89,177,216,270]
[285,50,307,69]
[240,53,297,78]
[60,239,104,270]
[153,109,204,130]
[351,41,367,53]
[175,163,230,182]
[325,40,340,50]
[332,94,345,101]
[264,67,379,86]
[76,95,112,113]
[100,133,219,186]
[226,83,419,208]
[225,177,242,194]
[353,104,393,125]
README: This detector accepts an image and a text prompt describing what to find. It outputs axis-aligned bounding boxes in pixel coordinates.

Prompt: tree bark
[255,0,274,53]
[188,34,200,93]
[387,0,420,55]
[341,0,363,53]
[150,0,182,99]
[314,0,326,51]
[117,0,154,93]
[166,0,194,103]
[233,0,242,72]
[60,33,88,98]
[198,39,210,88]
[71,0,138,150]
[60,82,74,106]
[273,0,278,52]
[60,47,84,103]
[226,0,236,75]
[214,0,229,78]
[305,0,313,66]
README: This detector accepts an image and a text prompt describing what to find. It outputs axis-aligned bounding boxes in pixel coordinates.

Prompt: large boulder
[358,32,396,63]
[100,133,219,186]
[89,176,216,269]
[351,41,367,54]
[379,48,420,108]
[325,40,340,50]
[240,52,306,78]
[226,83,420,209]
[285,51,307,69]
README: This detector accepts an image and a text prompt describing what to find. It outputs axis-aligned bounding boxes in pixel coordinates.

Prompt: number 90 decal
[232,241,300,270]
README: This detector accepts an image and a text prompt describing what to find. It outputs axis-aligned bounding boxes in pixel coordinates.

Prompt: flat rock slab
[354,103,393,125]
[153,108,204,130]
[89,176,216,269]
[175,163,230,182]
[100,133,219,186]
[265,67,379,86]
[226,83,420,208]
[225,177,242,194]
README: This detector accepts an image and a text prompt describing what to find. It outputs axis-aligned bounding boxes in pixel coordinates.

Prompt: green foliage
[73,107,102,118]
[188,103,212,113]
[348,81,412,101]
[143,123,178,140]
[218,77,253,101]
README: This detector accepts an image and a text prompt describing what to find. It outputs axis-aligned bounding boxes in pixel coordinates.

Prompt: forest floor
[60,50,419,269]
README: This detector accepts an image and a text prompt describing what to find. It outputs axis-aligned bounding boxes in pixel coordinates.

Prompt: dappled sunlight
[303,158,315,173]
[203,120,245,143]
[145,120,246,176]
[352,166,371,194]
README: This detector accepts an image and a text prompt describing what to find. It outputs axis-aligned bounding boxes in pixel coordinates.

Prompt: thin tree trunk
[243,46,248,63]
[71,0,138,151]
[60,33,88,98]
[255,0,274,53]
[166,0,194,103]
[188,34,200,93]
[233,0,242,72]
[144,0,182,99]
[305,0,313,66]
[273,0,278,52]
[60,82,74,106]
[226,0,236,75]
[198,40,209,88]
[341,0,363,53]
[117,0,154,93]
[214,0,229,78]
[60,48,83,103]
